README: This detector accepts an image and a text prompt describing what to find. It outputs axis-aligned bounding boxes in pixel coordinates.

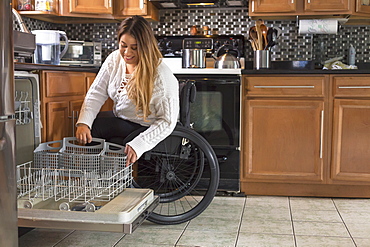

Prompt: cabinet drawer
[333,76,370,97]
[245,76,326,97]
[45,72,86,97]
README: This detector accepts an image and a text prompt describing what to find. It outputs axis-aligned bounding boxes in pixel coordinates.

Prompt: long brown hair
[117,16,162,120]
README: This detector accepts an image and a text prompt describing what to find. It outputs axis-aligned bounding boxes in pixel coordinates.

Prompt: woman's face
[119,33,139,67]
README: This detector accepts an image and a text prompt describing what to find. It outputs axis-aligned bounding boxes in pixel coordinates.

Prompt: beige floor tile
[245,196,290,209]
[211,196,246,207]
[339,210,370,224]
[354,238,370,247]
[294,221,350,237]
[295,235,355,247]
[116,228,183,246]
[236,233,295,247]
[199,204,244,219]
[19,229,73,247]
[177,229,238,247]
[55,230,124,247]
[139,220,189,230]
[239,219,293,235]
[243,205,291,221]
[333,198,370,212]
[291,209,342,222]
[289,197,336,211]
[186,215,241,232]
[345,222,370,238]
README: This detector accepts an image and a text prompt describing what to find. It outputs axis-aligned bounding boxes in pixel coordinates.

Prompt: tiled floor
[19,195,370,247]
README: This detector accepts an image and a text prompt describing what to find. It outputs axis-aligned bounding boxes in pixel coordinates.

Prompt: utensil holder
[254,50,271,70]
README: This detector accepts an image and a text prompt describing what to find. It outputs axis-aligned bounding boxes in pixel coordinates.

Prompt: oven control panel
[182,38,213,49]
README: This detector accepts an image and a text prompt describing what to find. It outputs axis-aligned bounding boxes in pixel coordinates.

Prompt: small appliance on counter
[182,38,213,68]
[60,40,102,67]
[31,30,69,65]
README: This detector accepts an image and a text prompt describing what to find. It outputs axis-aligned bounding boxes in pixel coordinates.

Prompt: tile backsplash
[15,7,370,64]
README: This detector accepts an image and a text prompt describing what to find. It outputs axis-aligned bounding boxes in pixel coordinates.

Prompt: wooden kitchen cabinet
[114,0,159,21]
[249,0,352,18]
[355,0,370,15]
[242,76,328,185]
[40,71,93,142]
[331,76,370,184]
[68,0,113,14]
[14,0,158,23]
[241,74,370,198]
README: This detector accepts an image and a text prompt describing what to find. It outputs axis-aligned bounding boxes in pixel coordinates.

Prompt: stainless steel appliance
[182,38,212,68]
[1,2,17,246]
[60,40,102,67]
[158,35,244,192]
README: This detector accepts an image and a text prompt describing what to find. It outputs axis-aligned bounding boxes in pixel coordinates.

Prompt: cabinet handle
[251,0,254,12]
[108,0,112,8]
[292,0,294,3]
[319,110,324,159]
[253,85,315,88]
[307,0,310,3]
[338,86,370,89]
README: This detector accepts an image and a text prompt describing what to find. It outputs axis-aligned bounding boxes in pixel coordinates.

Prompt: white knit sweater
[77,50,179,159]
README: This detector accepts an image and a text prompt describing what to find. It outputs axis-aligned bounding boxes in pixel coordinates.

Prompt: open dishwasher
[16,137,159,234]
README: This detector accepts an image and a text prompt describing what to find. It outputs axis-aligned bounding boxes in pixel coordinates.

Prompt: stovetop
[162,57,242,75]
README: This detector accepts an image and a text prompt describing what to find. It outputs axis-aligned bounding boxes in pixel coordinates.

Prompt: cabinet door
[305,0,350,12]
[116,0,148,16]
[86,74,114,112]
[356,0,370,14]
[69,0,113,14]
[46,101,69,142]
[250,0,296,13]
[242,99,325,183]
[331,99,370,184]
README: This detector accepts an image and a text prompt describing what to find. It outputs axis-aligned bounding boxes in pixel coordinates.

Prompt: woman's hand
[76,124,92,144]
[125,145,137,166]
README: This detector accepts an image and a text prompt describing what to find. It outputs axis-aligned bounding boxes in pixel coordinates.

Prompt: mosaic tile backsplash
[15,8,370,64]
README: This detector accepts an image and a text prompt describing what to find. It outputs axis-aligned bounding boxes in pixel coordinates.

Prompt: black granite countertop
[15,63,100,73]
[242,61,370,75]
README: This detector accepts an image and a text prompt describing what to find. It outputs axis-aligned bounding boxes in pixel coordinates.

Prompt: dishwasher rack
[17,137,131,211]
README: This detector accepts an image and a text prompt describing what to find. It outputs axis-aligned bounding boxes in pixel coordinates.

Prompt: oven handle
[189,79,240,85]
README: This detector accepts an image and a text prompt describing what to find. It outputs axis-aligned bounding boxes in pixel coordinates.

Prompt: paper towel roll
[299,19,338,34]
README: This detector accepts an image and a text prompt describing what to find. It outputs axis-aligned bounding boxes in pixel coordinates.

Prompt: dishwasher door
[18,188,159,234]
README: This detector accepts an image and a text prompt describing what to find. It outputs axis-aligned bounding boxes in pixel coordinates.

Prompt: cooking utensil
[260,23,268,50]
[255,20,263,51]
[249,26,259,51]
[265,28,277,50]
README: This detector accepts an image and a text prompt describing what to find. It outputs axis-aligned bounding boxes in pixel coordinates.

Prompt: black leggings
[91,111,147,145]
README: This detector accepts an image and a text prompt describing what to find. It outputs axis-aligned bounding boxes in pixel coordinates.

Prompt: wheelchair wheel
[130,125,219,225]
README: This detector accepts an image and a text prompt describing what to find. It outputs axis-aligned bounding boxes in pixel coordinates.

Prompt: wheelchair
[122,80,220,225]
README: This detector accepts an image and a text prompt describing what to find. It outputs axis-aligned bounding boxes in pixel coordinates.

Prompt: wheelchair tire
[127,125,220,225]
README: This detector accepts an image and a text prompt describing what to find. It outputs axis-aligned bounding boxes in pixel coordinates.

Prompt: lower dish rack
[17,137,159,233]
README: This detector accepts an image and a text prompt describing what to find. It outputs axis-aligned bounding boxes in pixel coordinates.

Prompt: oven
[176,73,241,192]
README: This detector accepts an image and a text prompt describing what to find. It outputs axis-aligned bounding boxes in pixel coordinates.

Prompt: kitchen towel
[299,19,338,34]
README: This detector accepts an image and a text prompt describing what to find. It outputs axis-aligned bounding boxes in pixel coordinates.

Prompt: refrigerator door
[0,120,17,247]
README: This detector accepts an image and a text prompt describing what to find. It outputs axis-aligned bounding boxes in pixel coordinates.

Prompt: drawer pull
[338,86,370,89]
[253,85,315,88]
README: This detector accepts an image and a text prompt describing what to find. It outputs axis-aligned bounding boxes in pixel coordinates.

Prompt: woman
[76,16,179,165]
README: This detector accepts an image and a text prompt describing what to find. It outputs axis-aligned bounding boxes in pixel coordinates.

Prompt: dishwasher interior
[16,135,159,234]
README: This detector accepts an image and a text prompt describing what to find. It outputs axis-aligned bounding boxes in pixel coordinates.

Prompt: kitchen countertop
[242,61,370,74]
[15,63,100,73]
